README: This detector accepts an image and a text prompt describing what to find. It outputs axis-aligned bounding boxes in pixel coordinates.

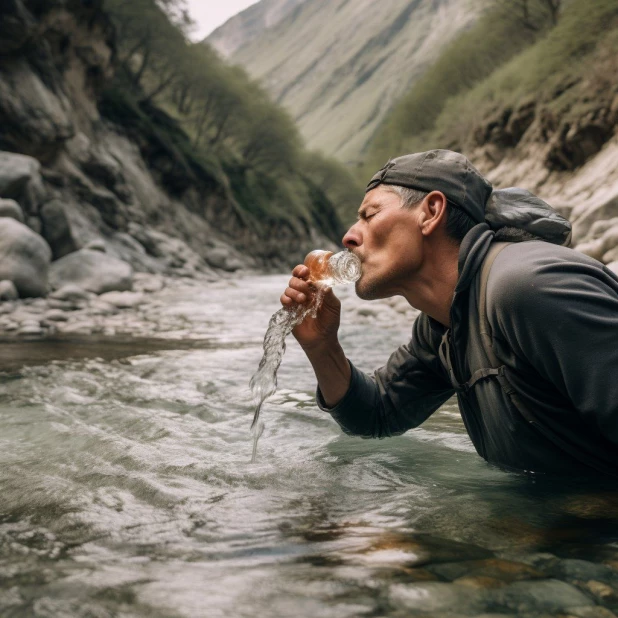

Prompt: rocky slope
[466,58,618,274]
[210,0,481,164]
[0,0,343,319]
[207,0,305,58]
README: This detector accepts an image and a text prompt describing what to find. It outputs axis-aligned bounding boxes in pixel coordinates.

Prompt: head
[343,184,476,300]
[345,149,490,301]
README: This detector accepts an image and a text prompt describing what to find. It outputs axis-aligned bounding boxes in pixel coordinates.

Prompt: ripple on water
[0,276,616,617]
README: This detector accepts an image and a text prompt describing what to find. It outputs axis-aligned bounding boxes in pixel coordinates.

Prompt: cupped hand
[280,264,341,350]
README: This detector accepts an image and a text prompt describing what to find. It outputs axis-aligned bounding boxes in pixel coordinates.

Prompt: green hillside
[364,0,618,175]
[218,0,482,165]
[103,0,362,238]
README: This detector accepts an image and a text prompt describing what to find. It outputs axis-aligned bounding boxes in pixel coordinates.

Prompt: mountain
[207,0,305,58]
[208,0,481,164]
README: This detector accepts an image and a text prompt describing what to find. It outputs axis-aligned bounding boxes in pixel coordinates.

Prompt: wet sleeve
[491,256,618,445]
[316,315,455,438]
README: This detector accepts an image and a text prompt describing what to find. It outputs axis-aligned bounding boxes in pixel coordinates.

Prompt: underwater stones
[430,558,544,584]
[0,218,51,297]
[546,558,618,584]
[390,581,481,614]
[49,249,132,295]
[490,579,593,613]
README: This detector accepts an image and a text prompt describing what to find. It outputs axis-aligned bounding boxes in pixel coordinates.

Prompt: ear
[419,191,448,236]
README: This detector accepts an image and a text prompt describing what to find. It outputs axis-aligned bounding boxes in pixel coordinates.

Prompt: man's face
[342,186,424,300]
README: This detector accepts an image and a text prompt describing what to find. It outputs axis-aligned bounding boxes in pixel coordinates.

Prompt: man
[281,150,618,477]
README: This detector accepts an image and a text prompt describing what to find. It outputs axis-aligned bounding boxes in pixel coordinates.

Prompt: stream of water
[0,275,617,617]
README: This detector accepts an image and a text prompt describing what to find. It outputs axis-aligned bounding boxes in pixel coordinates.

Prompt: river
[0,275,616,617]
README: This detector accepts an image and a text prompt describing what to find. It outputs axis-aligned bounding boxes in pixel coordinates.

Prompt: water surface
[0,275,617,617]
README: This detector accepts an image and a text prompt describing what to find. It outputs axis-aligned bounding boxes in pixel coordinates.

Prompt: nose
[342,223,362,249]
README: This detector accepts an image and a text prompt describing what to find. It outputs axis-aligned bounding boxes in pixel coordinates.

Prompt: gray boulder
[0,217,51,297]
[205,247,244,272]
[39,199,78,259]
[49,249,133,295]
[0,199,24,223]
[0,280,18,301]
[0,151,40,198]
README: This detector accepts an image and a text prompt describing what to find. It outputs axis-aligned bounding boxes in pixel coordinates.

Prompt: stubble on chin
[355,276,381,301]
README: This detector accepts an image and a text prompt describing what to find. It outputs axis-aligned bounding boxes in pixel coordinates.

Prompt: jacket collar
[455,223,495,293]
[428,223,495,334]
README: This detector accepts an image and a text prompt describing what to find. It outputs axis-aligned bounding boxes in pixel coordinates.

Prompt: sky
[185,0,260,41]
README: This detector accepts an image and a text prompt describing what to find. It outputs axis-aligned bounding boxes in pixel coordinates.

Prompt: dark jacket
[319,224,618,476]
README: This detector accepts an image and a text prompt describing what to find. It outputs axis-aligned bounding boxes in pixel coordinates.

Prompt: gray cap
[366,149,493,224]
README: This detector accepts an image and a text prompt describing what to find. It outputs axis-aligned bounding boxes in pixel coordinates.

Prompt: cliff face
[0,0,342,283]
[210,0,480,164]
[207,0,305,58]
[466,50,618,271]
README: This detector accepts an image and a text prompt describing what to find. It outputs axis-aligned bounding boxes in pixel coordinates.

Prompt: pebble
[580,579,618,604]
[0,302,15,314]
[43,310,69,322]
[58,322,94,335]
[88,301,118,316]
[390,582,481,613]
[453,575,506,589]
[98,291,145,309]
[48,299,80,311]
[50,284,92,303]
[18,323,44,336]
[547,558,617,583]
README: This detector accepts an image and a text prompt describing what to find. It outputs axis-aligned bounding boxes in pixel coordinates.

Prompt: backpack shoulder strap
[478,242,512,366]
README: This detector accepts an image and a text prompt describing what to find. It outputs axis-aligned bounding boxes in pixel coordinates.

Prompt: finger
[284,286,307,304]
[287,277,311,294]
[292,264,310,279]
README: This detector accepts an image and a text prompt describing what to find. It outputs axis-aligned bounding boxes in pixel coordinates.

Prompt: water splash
[249,250,361,460]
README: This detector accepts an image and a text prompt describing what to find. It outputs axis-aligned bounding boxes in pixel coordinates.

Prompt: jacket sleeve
[490,249,618,445]
[317,314,455,438]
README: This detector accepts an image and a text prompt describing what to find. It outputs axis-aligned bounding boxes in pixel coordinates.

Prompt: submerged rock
[490,579,594,613]
[0,217,51,297]
[49,249,132,295]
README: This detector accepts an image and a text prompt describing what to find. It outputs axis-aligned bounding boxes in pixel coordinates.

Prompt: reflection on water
[0,275,616,617]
